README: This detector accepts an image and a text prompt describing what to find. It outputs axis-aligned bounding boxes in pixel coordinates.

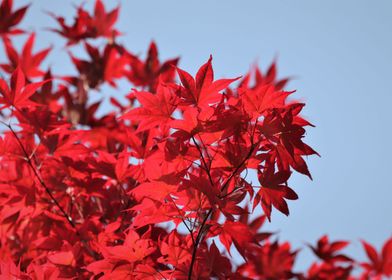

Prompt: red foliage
[0,0,28,36]
[0,1,390,279]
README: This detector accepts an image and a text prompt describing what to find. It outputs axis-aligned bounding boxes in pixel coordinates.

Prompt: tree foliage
[0,0,391,279]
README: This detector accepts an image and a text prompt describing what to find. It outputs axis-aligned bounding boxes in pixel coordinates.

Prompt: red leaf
[0,67,49,108]
[242,84,292,117]
[47,251,75,266]
[121,83,178,131]
[362,240,380,267]
[176,56,239,107]
[49,0,120,44]
[1,33,50,78]
[255,168,296,220]
[0,0,29,36]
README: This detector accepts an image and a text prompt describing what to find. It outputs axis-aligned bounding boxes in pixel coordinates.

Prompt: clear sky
[6,0,392,270]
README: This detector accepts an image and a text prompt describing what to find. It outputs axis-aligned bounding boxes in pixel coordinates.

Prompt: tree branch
[188,131,260,279]
[191,135,214,187]
[188,208,213,280]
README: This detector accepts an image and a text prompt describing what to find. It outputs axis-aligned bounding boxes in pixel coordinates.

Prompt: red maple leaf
[176,56,240,108]
[1,33,51,79]
[238,240,298,279]
[241,84,292,118]
[210,220,254,256]
[125,41,179,92]
[309,235,353,263]
[89,0,120,39]
[121,82,178,132]
[260,104,318,179]
[240,61,290,91]
[47,7,91,45]
[158,230,192,265]
[255,167,298,220]
[66,42,129,88]
[0,0,29,36]
[361,237,392,278]
[0,67,48,109]
[49,0,120,45]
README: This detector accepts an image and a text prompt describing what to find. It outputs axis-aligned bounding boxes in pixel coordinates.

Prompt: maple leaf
[51,133,90,158]
[216,140,253,170]
[210,221,254,256]
[66,42,128,88]
[137,138,198,182]
[260,105,319,179]
[130,180,177,202]
[240,61,290,91]
[309,235,353,264]
[29,70,63,113]
[131,199,178,228]
[262,60,286,87]
[200,103,250,142]
[162,137,199,172]
[49,0,120,44]
[121,82,178,132]
[238,208,272,243]
[101,230,156,262]
[47,7,91,45]
[305,262,353,280]
[89,0,120,39]
[126,41,179,92]
[158,230,192,265]
[255,167,298,220]
[114,150,133,182]
[0,67,48,109]
[361,237,392,278]
[238,240,298,279]
[0,0,29,36]
[183,173,221,207]
[86,261,133,279]
[176,55,240,108]
[205,241,233,278]
[171,106,201,135]
[15,107,70,138]
[241,84,292,118]
[1,33,51,79]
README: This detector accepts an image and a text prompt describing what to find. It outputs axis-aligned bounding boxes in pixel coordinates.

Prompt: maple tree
[0,1,391,279]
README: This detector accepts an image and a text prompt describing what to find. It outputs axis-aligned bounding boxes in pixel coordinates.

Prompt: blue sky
[6,0,392,270]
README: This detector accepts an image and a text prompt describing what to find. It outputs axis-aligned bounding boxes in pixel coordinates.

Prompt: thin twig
[169,196,195,245]
[198,136,213,169]
[188,208,213,280]
[188,134,216,279]
[191,135,214,187]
